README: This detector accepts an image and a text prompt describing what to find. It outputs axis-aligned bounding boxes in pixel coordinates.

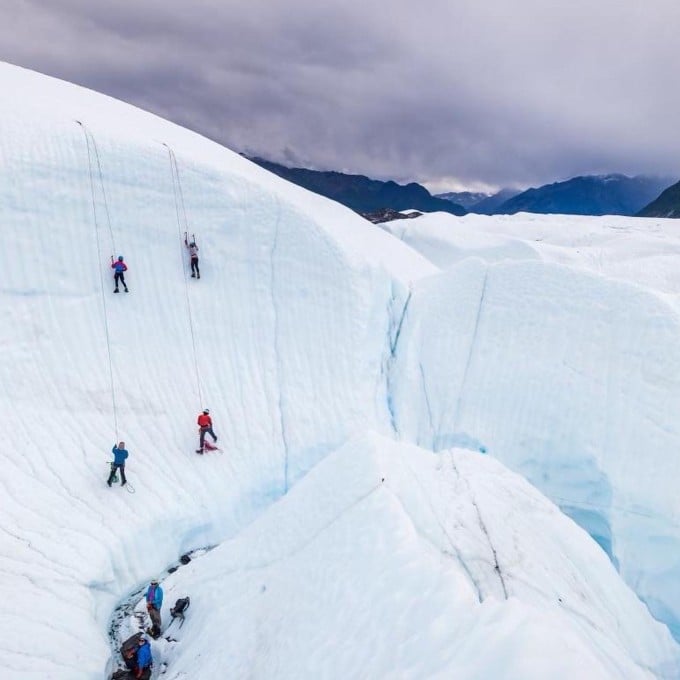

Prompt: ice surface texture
[384,213,680,644]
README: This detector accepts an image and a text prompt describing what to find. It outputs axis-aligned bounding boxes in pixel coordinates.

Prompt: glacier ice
[0,61,679,678]
[385,212,680,642]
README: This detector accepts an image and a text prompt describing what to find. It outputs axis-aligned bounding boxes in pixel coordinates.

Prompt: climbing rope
[76,120,119,439]
[163,142,203,407]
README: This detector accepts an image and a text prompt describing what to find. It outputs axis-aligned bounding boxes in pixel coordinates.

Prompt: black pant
[108,463,127,485]
[190,257,200,277]
[199,426,216,449]
[114,272,128,290]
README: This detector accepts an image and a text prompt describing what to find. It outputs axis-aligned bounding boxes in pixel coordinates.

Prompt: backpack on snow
[111,671,132,680]
[170,596,190,625]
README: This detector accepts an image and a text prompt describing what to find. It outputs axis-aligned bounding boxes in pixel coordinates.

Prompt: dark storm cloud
[2,0,680,190]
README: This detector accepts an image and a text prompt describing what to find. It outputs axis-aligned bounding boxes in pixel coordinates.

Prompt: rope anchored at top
[163,142,203,408]
[76,120,120,439]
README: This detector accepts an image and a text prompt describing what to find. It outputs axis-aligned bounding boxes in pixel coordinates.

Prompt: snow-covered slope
[0,62,432,678]
[161,434,676,679]
[1,62,679,679]
[384,212,680,641]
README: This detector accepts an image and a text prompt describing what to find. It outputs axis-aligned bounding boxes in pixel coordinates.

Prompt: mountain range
[436,190,491,209]
[252,158,676,220]
[437,188,521,214]
[250,157,466,215]
[492,174,675,216]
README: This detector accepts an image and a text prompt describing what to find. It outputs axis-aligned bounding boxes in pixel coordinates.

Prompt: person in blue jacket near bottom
[145,579,163,638]
[134,635,153,680]
[107,442,128,487]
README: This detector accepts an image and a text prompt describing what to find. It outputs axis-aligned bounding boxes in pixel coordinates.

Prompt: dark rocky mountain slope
[250,158,466,216]
[637,180,680,218]
[495,174,675,216]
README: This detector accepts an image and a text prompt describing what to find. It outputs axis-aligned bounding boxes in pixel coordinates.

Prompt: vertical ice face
[386,214,680,642]
[0,62,433,677]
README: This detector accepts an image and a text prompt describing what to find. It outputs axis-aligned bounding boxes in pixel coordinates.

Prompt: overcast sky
[2,0,680,192]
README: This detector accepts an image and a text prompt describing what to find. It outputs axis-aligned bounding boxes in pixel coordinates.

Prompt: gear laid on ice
[168,597,190,629]
[196,441,220,455]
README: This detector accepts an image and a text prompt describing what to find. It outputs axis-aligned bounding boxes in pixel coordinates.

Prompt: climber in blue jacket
[145,579,163,638]
[134,635,153,679]
[107,442,128,487]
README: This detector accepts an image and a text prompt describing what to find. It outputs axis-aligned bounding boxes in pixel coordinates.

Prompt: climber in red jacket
[196,409,217,454]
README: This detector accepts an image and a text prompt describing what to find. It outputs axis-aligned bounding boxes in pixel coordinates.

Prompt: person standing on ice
[145,579,163,638]
[107,442,128,487]
[196,408,217,453]
[184,236,200,279]
[134,635,153,679]
[111,255,129,293]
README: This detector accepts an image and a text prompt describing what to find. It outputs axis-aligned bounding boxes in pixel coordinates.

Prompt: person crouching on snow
[134,635,153,679]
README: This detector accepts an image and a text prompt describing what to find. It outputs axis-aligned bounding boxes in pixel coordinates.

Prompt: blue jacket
[146,584,163,609]
[136,640,152,669]
[112,445,128,465]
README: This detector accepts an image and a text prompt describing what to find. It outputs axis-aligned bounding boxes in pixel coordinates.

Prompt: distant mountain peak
[437,188,521,214]
[494,174,676,216]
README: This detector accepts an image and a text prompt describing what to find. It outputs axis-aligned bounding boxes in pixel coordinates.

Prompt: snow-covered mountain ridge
[1,62,679,679]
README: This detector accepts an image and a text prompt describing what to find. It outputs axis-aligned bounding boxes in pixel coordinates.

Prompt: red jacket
[197,414,212,428]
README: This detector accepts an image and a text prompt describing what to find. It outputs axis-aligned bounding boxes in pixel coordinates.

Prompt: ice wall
[387,214,680,640]
[0,63,432,677]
